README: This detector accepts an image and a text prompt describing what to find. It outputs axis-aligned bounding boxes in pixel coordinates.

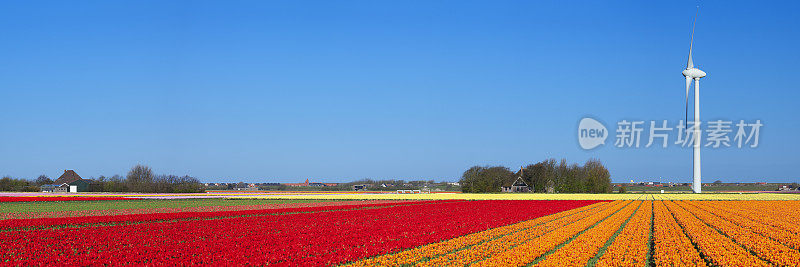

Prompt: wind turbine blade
[687,7,698,69]
[685,77,692,129]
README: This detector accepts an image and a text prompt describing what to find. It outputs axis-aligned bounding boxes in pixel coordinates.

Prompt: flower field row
[418,201,623,266]
[0,199,405,220]
[0,196,134,202]
[5,199,800,266]
[673,200,800,266]
[533,200,641,266]
[594,199,652,267]
[346,200,800,267]
[662,200,768,266]
[345,201,610,267]
[707,200,800,233]
[651,200,705,266]
[688,201,800,249]
[0,200,448,230]
[469,200,632,266]
[0,200,599,266]
[230,193,800,201]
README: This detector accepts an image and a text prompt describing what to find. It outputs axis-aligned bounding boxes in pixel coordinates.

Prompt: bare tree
[127,164,154,192]
[35,175,53,186]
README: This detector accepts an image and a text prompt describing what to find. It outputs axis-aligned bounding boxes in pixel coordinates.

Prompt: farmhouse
[41,170,90,193]
[285,179,311,187]
[502,167,532,193]
[234,182,250,190]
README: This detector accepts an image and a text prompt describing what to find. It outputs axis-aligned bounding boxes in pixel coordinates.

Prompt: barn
[41,170,90,192]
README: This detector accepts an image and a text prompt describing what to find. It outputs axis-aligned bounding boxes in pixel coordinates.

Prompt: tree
[463,158,612,194]
[713,180,723,184]
[127,164,154,192]
[0,176,35,192]
[35,175,53,186]
[619,186,626,193]
[583,159,611,193]
[459,166,513,193]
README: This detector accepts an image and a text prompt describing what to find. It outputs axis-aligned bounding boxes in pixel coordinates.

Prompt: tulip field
[2,196,800,266]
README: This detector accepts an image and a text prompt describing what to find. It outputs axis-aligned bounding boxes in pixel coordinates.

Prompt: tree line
[459,158,612,193]
[91,164,203,193]
[0,164,203,193]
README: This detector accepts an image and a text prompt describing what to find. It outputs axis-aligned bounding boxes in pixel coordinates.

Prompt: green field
[0,198,334,214]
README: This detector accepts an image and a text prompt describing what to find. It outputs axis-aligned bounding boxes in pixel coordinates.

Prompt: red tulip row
[0,197,134,202]
[0,200,599,266]
[0,200,450,230]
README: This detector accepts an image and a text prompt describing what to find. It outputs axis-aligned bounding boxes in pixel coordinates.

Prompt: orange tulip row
[469,200,632,267]
[344,201,610,267]
[535,201,641,267]
[732,200,800,218]
[652,200,706,267]
[712,201,800,233]
[687,201,800,250]
[595,200,652,267]
[417,201,624,267]
[674,201,800,266]
[663,201,769,266]
[346,200,800,267]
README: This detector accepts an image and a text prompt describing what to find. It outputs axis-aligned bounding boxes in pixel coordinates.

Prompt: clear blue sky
[1,1,798,183]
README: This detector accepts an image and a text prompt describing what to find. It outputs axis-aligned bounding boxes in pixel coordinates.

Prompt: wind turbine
[682,8,706,193]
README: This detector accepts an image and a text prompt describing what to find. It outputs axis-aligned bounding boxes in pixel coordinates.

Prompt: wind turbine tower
[682,8,706,193]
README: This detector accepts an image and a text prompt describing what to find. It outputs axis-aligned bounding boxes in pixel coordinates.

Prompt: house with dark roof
[234,182,252,191]
[41,170,90,192]
[502,167,532,193]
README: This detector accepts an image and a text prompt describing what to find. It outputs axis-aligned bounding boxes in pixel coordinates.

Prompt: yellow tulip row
[469,201,632,267]
[595,200,652,267]
[240,193,800,201]
[535,201,641,267]
[652,200,706,267]
[674,201,800,266]
[663,201,769,266]
[649,193,800,201]
[344,201,610,267]
[417,201,625,266]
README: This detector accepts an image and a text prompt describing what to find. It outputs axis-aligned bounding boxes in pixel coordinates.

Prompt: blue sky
[1,1,798,183]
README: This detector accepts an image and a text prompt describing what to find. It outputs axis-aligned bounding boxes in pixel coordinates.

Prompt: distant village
[0,166,462,193]
[203,178,461,192]
[1,168,796,194]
